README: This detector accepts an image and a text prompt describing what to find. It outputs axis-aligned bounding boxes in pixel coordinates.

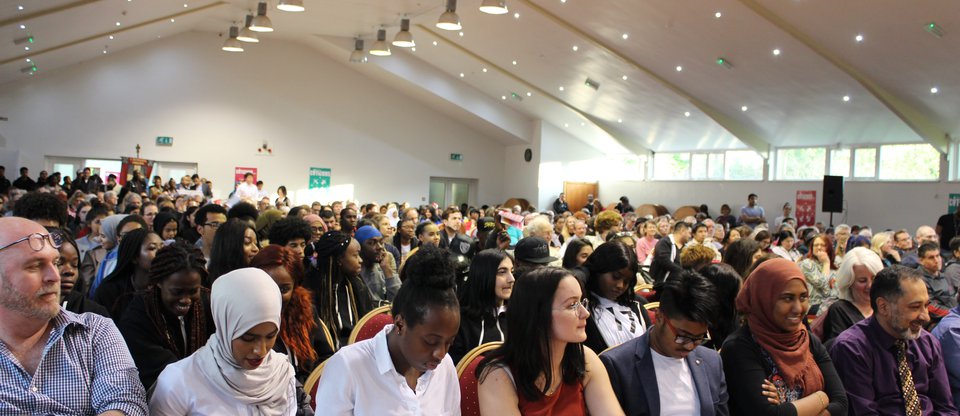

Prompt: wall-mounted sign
[156,136,173,146]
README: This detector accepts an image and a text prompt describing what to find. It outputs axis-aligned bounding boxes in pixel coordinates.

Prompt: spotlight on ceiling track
[20,64,37,74]
[237,15,259,43]
[277,0,304,12]
[437,0,462,31]
[221,26,244,52]
[479,0,508,15]
[393,19,415,47]
[249,2,273,32]
[584,78,600,91]
[716,57,733,69]
[13,35,34,45]
[370,29,391,56]
[349,39,367,63]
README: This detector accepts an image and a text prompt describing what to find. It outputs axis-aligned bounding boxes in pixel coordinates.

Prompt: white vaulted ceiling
[1,0,957,155]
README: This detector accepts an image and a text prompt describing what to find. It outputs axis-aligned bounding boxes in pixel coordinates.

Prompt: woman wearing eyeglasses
[477,267,624,415]
[582,240,651,354]
[721,258,848,415]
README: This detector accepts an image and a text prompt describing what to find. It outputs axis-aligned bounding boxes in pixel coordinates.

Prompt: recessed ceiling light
[572,45,578,52]
[513,12,520,19]
[931,87,940,94]
[25,58,31,62]
[741,106,748,112]
[559,86,565,91]
[103,50,108,54]
[684,111,691,117]
[411,47,416,52]
[459,73,465,78]
[19,24,26,29]
[23,46,29,51]
[617,118,623,123]
[183,3,188,7]
[560,0,566,3]
[714,11,722,18]
[772,48,781,56]
[170,18,175,23]
[842,95,850,102]
[675,65,682,72]
[458,31,464,37]
[621,75,628,80]
[564,123,569,127]
[109,35,114,40]
[622,33,629,40]
[482,67,488,72]
[580,122,585,126]
[511,60,517,65]
[855,34,864,42]
[17,5,24,10]
[526,92,532,97]
[116,21,121,26]
[432,41,438,46]
[501,95,507,100]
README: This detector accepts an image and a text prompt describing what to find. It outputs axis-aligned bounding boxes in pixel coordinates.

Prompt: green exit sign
[450,153,463,161]
[156,136,173,146]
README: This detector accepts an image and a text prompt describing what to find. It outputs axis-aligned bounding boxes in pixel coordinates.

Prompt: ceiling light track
[0,1,227,66]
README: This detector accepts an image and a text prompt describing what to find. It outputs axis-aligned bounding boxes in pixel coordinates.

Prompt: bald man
[903,225,942,269]
[0,218,146,415]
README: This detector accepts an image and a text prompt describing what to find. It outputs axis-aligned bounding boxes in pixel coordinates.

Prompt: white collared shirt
[315,324,461,416]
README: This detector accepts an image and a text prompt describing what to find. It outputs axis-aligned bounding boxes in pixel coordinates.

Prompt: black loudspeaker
[822,175,844,213]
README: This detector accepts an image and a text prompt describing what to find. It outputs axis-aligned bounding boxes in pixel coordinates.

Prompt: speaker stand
[829,212,834,228]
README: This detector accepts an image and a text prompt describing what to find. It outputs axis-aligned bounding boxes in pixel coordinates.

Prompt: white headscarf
[196,268,294,415]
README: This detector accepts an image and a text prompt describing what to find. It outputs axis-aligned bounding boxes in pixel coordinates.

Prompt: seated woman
[562,238,593,269]
[251,245,335,382]
[477,267,625,415]
[817,247,883,344]
[307,231,376,348]
[57,231,110,317]
[771,230,802,262]
[721,258,848,415]
[93,228,162,321]
[150,267,308,415]
[153,212,179,242]
[208,219,261,283]
[870,231,901,267]
[699,263,742,350]
[315,244,462,414]
[450,249,515,363]
[582,241,651,353]
[723,238,763,279]
[118,242,214,390]
[798,234,838,314]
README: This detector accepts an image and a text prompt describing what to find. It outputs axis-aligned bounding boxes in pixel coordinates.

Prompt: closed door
[429,177,477,207]
[564,182,598,213]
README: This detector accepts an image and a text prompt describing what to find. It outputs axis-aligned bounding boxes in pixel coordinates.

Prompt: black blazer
[600,332,729,416]
[649,236,682,284]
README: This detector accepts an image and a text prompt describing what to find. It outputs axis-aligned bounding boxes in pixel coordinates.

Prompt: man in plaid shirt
[0,217,147,415]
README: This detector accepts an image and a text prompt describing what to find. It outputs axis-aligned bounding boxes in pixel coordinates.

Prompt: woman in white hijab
[150,267,302,415]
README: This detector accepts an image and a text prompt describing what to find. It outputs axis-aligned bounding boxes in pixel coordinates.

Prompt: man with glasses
[0,217,147,414]
[600,270,729,415]
[193,203,227,265]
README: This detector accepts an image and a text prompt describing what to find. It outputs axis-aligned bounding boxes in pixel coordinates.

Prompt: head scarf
[100,214,128,245]
[255,209,284,237]
[737,258,824,396]
[196,268,293,415]
[354,225,382,245]
[385,206,400,227]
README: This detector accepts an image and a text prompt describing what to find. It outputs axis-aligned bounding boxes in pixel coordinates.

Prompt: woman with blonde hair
[870,231,901,266]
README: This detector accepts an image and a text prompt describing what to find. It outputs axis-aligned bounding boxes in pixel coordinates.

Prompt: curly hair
[594,210,623,234]
[13,191,68,228]
[268,216,312,247]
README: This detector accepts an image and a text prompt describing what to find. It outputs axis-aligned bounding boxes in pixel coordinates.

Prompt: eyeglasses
[204,222,223,230]
[663,316,710,346]
[0,232,63,253]
[554,298,589,318]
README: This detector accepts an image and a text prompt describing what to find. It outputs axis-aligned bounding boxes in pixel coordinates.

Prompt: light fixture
[684,111,691,117]
[393,19,415,47]
[482,67,487,72]
[249,2,273,32]
[931,87,940,94]
[741,106,748,112]
[436,0,462,31]
[513,12,520,19]
[13,35,34,45]
[277,0,305,12]
[926,22,944,38]
[772,48,781,56]
[20,64,37,74]
[571,45,578,51]
[714,11,722,18]
[479,0,508,15]
[19,24,26,29]
[621,75,628,80]
[716,57,733,69]
[855,34,864,42]
[584,78,600,90]
[622,33,629,40]
[617,118,623,123]
[370,29,391,56]
[842,95,850,102]
[221,26,244,52]
[349,39,367,63]
[675,65,682,72]
[238,15,259,43]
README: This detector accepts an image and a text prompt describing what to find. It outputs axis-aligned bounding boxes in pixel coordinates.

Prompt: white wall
[537,121,605,210]
[599,179,956,234]
[0,31,506,206]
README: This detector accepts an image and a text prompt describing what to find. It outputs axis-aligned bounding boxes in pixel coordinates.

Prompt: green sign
[950,193,960,214]
[156,136,173,146]
[450,153,463,161]
[309,167,331,190]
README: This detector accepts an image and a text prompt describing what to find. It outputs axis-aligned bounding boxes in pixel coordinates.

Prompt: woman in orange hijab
[720,258,848,415]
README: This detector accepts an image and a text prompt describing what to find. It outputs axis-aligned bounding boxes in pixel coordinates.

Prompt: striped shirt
[0,309,147,415]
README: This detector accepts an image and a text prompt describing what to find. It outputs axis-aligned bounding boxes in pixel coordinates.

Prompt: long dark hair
[208,219,258,282]
[103,228,152,283]
[313,231,366,344]
[144,242,210,357]
[723,238,762,278]
[477,267,585,401]
[458,249,511,320]
[697,263,741,347]
[562,238,593,269]
[392,244,459,327]
[582,240,637,306]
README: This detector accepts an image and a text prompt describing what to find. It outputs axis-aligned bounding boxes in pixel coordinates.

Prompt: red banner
[119,157,153,185]
[795,190,817,227]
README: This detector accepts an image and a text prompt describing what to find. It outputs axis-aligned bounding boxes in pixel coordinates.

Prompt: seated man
[0,217,146,415]
[917,241,956,324]
[830,265,956,415]
[600,270,728,415]
[931,303,960,408]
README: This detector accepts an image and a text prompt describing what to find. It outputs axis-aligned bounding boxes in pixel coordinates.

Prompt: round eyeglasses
[0,232,63,253]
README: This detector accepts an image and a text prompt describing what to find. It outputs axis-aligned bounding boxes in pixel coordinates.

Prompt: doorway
[429,177,478,208]
[563,181,598,213]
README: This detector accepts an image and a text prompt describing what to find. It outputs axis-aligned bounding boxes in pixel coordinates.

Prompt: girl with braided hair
[117,241,214,390]
[251,245,335,382]
[304,231,375,348]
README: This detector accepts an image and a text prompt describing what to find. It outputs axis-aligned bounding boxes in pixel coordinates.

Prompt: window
[725,150,763,180]
[708,153,725,179]
[653,152,690,180]
[879,144,940,180]
[775,148,825,180]
[691,154,707,179]
[853,148,876,178]
[829,149,850,177]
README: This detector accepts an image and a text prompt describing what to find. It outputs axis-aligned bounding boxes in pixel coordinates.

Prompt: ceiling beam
[738,0,951,153]
[517,0,771,157]
[417,24,651,156]
[0,0,104,28]
[0,1,227,66]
